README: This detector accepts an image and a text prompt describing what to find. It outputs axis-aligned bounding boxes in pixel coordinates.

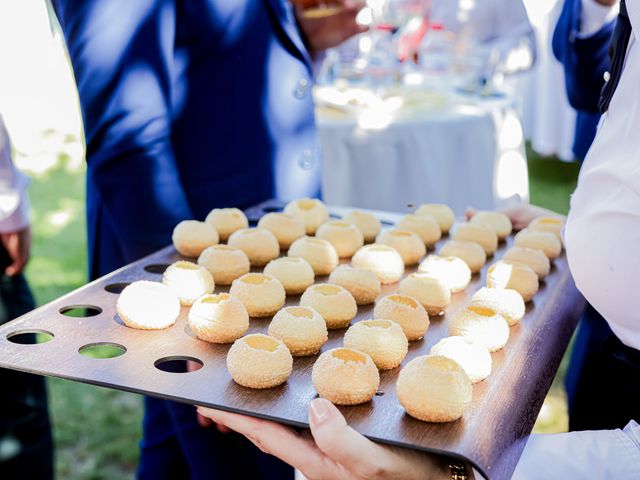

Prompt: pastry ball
[376,229,426,266]
[263,257,315,295]
[316,220,364,258]
[418,255,471,293]
[449,305,510,352]
[373,294,430,341]
[188,293,249,343]
[470,287,525,326]
[172,220,219,257]
[351,244,404,284]
[486,260,539,302]
[514,229,562,260]
[398,273,451,316]
[300,284,357,329]
[470,211,512,240]
[429,336,492,384]
[229,273,286,317]
[439,240,487,274]
[257,212,305,250]
[528,216,564,241]
[503,246,550,280]
[268,306,328,356]
[396,355,472,422]
[342,211,381,243]
[205,208,248,242]
[397,214,441,247]
[312,348,380,405]
[227,334,293,389]
[344,320,408,370]
[284,198,330,235]
[452,223,498,256]
[162,261,215,306]
[328,265,381,305]
[228,228,280,267]
[116,281,180,330]
[415,204,455,234]
[197,245,250,285]
[288,236,339,276]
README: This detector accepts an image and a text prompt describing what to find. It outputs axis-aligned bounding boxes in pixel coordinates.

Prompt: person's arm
[52,0,193,258]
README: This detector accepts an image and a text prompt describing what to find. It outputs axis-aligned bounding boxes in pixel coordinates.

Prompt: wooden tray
[0,200,585,479]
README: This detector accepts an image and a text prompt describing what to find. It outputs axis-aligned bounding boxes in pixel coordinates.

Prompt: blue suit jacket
[53,0,321,278]
[553,0,615,159]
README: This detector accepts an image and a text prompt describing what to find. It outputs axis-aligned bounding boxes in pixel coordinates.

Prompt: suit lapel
[262,0,313,70]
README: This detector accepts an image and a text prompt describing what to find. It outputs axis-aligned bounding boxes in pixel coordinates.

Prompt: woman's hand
[0,226,31,276]
[198,398,457,480]
[466,204,564,231]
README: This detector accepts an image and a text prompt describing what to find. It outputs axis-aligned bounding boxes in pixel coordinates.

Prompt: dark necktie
[599,0,633,113]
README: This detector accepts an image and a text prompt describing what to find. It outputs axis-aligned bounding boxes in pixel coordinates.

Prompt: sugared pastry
[300,284,357,329]
[257,212,305,250]
[376,229,426,265]
[342,210,381,243]
[514,229,562,260]
[228,228,280,267]
[415,203,455,234]
[116,281,180,330]
[470,211,512,240]
[263,257,315,295]
[449,305,510,352]
[418,255,471,293]
[328,265,381,305]
[351,244,405,284]
[429,337,491,384]
[470,287,525,326]
[172,220,219,257]
[229,273,286,317]
[284,198,330,235]
[438,240,487,274]
[343,320,408,370]
[397,214,442,247]
[503,246,550,280]
[528,216,564,241]
[316,220,364,258]
[396,355,472,422]
[312,348,380,405]
[373,294,430,341]
[288,236,339,276]
[205,208,248,242]
[486,260,539,302]
[398,273,451,316]
[162,261,215,306]
[188,293,249,343]
[268,306,328,356]
[197,245,250,285]
[452,222,498,256]
[226,334,293,389]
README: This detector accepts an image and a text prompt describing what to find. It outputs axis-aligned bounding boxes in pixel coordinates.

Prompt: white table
[316,90,529,215]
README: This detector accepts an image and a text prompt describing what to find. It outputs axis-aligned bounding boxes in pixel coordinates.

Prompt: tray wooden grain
[0,200,585,479]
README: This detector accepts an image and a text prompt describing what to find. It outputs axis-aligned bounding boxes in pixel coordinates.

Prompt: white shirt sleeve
[512,421,640,479]
[580,0,619,37]
[0,115,30,233]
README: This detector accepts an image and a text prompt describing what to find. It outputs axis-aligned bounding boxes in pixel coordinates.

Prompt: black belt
[599,0,632,113]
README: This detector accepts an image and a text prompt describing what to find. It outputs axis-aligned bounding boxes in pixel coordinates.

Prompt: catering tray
[0,200,585,479]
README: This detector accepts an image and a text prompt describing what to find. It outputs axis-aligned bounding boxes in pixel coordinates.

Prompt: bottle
[417,23,453,91]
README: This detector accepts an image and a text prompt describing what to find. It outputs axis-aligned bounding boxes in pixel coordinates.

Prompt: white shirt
[580,0,619,37]
[0,114,30,233]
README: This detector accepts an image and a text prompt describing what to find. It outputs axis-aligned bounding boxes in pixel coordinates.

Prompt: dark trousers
[565,303,640,431]
[0,273,53,479]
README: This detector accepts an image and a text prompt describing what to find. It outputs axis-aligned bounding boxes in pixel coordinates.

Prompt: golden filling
[245,335,280,352]
[330,221,350,228]
[425,355,458,371]
[390,230,412,237]
[213,245,235,251]
[298,199,317,211]
[176,261,200,270]
[468,306,496,317]
[363,319,392,329]
[202,294,230,304]
[231,212,241,218]
[369,245,392,252]
[241,274,269,285]
[286,307,313,319]
[306,238,328,246]
[332,348,366,364]
[389,295,418,308]
[315,284,341,295]
[538,218,561,225]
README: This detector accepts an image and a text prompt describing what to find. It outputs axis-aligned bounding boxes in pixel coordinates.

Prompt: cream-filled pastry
[376,229,426,265]
[268,306,328,356]
[438,240,487,274]
[300,283,357,329]
[226,334,293,389]
[397,214,442,247]
[162,261,215,306]
[486,260,539,302]
[451,223,498,256]
[527,216,564,241]
[470,287,525,326]
[116,281,181,330]
[503,246,550,280]
[398,273,451,316]
[188,293,249,343]
[228,228,280,267]
[373,294,430,341]
[429,336,492,384]
[470,211,513,240]
[344,319,408,370]
[351,244,404,284]
[172,220,219,257]
[205,208,248,242]
[288,236,339,276]
[514,229,562,260]
[263,257,315,295]
[197,245,250,285]
[328,265,381,305]
[257,212,306,250]
[415,204,455,234]
[284,198,330,235]
[449,305,510,352]
[229,273,286,317]
[316,220,364,258]
[418,255,471,293]
[342,211,381,243]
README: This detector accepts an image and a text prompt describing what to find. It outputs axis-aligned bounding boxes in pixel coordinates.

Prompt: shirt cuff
[0,188,30,233]
[580,0,619,37]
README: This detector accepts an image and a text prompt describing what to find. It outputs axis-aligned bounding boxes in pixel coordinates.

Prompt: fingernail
[309,398,332,427]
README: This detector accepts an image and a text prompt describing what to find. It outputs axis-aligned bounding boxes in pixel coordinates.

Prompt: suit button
[298,149,316,170]
[293,78,309,99]
[604,71,611,82]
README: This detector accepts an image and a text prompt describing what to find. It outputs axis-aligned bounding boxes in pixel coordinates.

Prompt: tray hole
[144,264,169,274]
[261,206,283,213]
[79,342,126,359]
[154,356,203,373]
[59,305,102,318]
[104,282,130,294]
[375,390,385,396]
[7,330,54,345]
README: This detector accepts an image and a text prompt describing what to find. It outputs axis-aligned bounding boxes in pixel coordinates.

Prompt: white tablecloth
[317,94,529,215]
